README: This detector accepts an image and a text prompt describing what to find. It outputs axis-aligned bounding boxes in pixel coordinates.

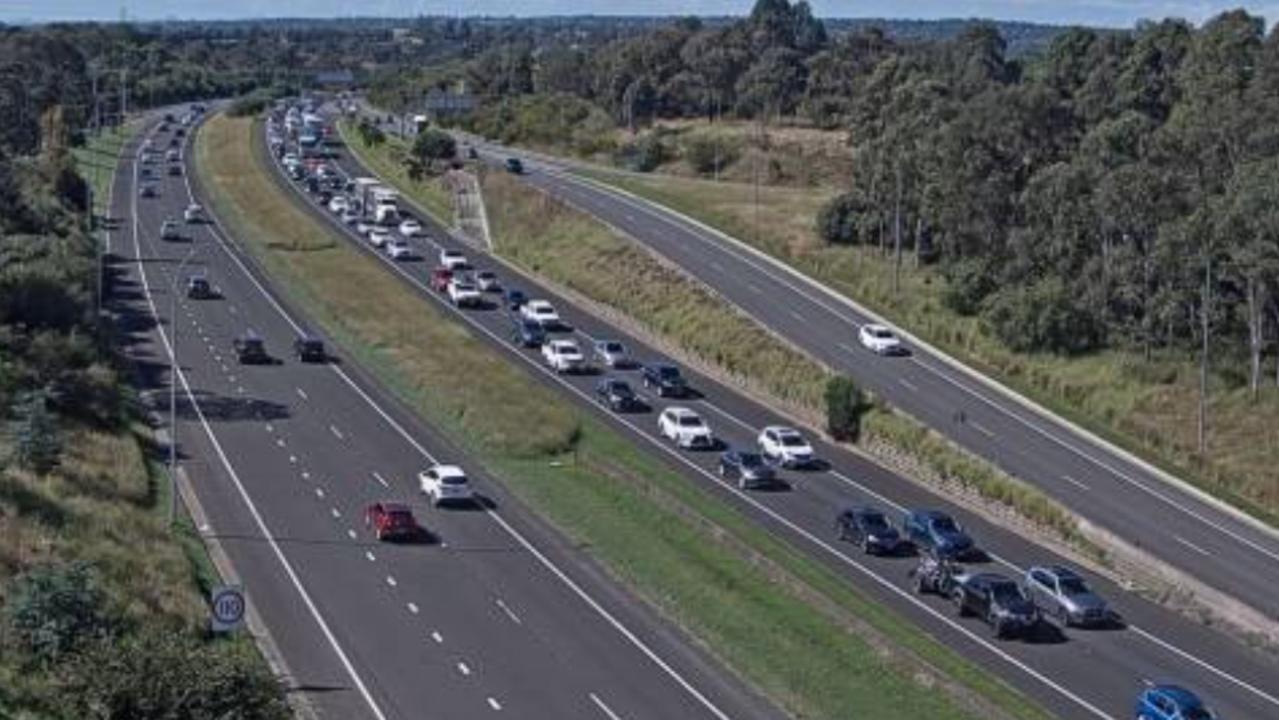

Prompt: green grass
[72,123,139,217]
[337,119,454,222]
[580,168,1279,530]
[197,112,1055,720]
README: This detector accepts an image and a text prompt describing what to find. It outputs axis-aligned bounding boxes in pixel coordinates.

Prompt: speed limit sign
[210,584,246,634]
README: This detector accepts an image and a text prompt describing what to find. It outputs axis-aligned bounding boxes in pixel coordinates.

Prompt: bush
[941,257,999,316]
[825,375,867,442]
[683,134,739,176]
[614,134,666,172]
[981,279,1105,355]
[4,561,116,665]
[816,192,868,245]
[9,388,63,475]
[227,92,269,118]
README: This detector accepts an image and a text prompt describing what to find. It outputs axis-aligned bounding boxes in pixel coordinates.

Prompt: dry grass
[195,113,1053,720]
[591,170,1279,527]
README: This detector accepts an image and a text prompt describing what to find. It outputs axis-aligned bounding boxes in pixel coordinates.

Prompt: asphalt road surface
[444,131,1279,629]
[276,109,1279,719]
[107,109,784,720]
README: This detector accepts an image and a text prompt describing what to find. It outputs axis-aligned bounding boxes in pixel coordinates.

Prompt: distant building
[423,88,476,118]
[314,70,355,87]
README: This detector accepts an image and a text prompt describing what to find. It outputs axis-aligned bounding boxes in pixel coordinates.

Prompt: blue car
[510,318,546,348]
[505,288,528,312]
[903,509,977,559]
[1135,685,1216,720]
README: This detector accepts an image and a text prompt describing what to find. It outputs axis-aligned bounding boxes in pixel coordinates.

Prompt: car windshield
[990,581,1024,604]
[677,416,703,427]
[454,283,477,292]
[242,339,263,350]
[931,516,959,533]
[1058,577,1090,596]
[873,328,895,339]
[739,453,765,467]
[610,383,633,397]
[387,511,413,525]
[1183,708,1213,720]
[603,342,623,353]
[780,434,806,447]
[658,366,681,379]
[441,475,467,485]
[860,512,889,530]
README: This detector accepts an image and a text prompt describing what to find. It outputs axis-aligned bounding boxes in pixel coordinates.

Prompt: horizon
[5,1,1279,29]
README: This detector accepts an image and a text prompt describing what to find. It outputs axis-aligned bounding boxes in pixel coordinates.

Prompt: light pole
[168,242,198,526]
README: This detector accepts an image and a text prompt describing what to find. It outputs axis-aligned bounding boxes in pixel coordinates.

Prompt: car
[658,407,714,450]
[903,509,977,559]
[328,196,349,213]
[510,318,546,348]
[418,464,475,507]
[292,335,326,363]
[448,278,483,308]
[757,426,816,468]
[316,190,333,207]
[174,127,186,138]
[385,238,412,260]
[641,363,687,398]
[834,506,902,555]
[1135,685,1216,720]
[399,219,422,237]
[167,164,182,176]
[232,333,270,364]
[166,149,180,162]
[858,323,906,355]
[160,219,181,241]
[139,166,155,180]
[592,339,632,369]
[183,204,204,223]
[340,209,359,225]
[1024,565,1112,628]
[430,267,453,293]
[475,270,500,292]
[505,157,524,174]
[521,299,561,329]
[718,449,776,490]
[439,248,468,270]
[504,288,528,311]
[595,377,640,412]
[168,136,181,148]
[542,339,585,373]
[141,151,157,164]
[368,228,391,248]
[355,220,373,236]
[139,183,157,198]
[364,501,419,542]
[952,572,1040,639]
[186,276,215,300]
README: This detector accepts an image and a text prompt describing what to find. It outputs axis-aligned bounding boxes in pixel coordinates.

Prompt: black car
[186,276,215,300]
[594,377,640,412]
[952,573,1041,639]
[510,318,546,347]
[834,506,903,555]
[903,509,977,560]
[233,333,270,364]
[504,288,529,312]
[505,157,524,174]
[167,164,182,176]
[163,113,176,123]
[718,449,776,490]
[168,137,180,148]
[293,336,326,363]
[641,363,688,398]
[139,184,157,198]
[174,127,186,138]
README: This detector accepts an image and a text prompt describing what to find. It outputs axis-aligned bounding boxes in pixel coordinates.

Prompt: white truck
[372,187,399,225]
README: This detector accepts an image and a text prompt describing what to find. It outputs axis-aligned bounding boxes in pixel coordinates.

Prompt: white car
[448,278,482,307]
[658,407,715,450]
[282,152,299,166]
[418,464,475,507]
[386,238,412,260]
[183,204,204,223]
[399,219,422,237]
[340,209,359,225]
[858,324,905,355]
[593,339,631,368]
[439,248,468,270]
[475,270,500,292]
[368,228,391,248]
[328,196,348,213]
[520,299,560,328]
[355,221,373,236]
[542,339,585,373]
[757,426,815,468]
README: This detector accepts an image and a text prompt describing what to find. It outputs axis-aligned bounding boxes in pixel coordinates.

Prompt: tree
[356,118,385,148]
[825,376,867,442]
[408,127,456,179]
[816,192,869,245]
[9,388,63,475]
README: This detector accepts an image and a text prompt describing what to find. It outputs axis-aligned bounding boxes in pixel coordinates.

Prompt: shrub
[683,133,739,176]
[10,388,63,475]
[614,134,666,172]
[4,561,116,665]
[941,257,999,316]
[816,192,868,245]
[825,375,867,442]
[981,279,1105,355]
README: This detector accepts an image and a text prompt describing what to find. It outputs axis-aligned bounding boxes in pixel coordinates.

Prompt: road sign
[210,584,246,634]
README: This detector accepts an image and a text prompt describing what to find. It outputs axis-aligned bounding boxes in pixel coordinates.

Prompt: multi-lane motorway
[445,134,1279,628]
[267,108,1279,719]
[107,111,784,720]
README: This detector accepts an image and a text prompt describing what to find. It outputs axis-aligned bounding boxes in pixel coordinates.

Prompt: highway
[444,133,1279,627]
[283,108,1279,719]
[107,110,783,720]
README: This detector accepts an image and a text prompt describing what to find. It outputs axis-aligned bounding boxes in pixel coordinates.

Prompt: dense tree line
[418,1,1279,391]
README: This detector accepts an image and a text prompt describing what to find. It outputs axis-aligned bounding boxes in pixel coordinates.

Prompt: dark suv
[233,333,270,364]
[834,506,902,555]
[293,336,326,363]
[641,363,688,398]
[510,318,546,348]
[186,276,215,300]
[903,509,977,559]
[594,377,640,412]
[952,573,1040,639]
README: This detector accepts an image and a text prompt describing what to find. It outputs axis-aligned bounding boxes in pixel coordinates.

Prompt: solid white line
[969,421,996,439]
[1129,625,1279,707]
[898,378,919,392]
[371,471,389,488]
[126,137,390,720]
[457,661,472,676]
[486,697,502,711]
[590,693,623,720]
[495,598,522,625]
[330,424,344,440]
[1062,474,1091,491]
[1174,535,1212,557]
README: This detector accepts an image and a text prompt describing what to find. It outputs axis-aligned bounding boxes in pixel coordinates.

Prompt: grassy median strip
[337,119,454,222]
[198,112,1055,720]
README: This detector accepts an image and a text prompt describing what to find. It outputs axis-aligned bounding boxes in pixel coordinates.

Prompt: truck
[371,187,399,225]
[351,177,380,217]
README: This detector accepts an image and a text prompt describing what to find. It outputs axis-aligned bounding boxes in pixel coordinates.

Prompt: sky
[4,0,1279,28]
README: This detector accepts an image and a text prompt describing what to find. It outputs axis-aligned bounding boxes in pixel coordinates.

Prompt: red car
[365,502,419,542]
[430,267,453,292]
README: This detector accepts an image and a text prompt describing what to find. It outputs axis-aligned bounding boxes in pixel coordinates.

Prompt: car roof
[911,509,951,520]
[865,323,893,333]
[764,425,801,437]
[380,502,413,513]
[665,406,698,417]
[429,464,466,478]
[1150,685,1204,707]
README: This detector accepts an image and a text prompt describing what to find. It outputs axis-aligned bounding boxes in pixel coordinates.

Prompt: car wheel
[717,464,725,477]
[375,527,384,541]
[1056,605,1071,627]
[913,572,927,594]
[953,592,969,617]
[861,539,872,555]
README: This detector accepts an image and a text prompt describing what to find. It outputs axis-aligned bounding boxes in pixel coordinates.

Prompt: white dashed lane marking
[407,602,419,614]
[372,471,389,488]
[898,378,919,392]
[315,488,325,499]
[457,661,471,676]
[347,529,357,540]
[1174,535,1212,557]
[331,508,341,519]
[431,630,444,644]
[386,576,397,587]
[296,387,309,400]
[590,693,623,720]
[495,598,522,625]
[365,551,376,562]
[487,697,502,711]
[330,424,345,440]
[1062,474,1091,491]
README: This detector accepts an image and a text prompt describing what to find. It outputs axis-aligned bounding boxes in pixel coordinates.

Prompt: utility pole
[893,161,903,295]
[119,68,128,124]
[1198,255,1211,457]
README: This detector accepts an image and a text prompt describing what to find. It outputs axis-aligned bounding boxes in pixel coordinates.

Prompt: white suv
[659,407,714,450]
[439,248,468,270]
[418,464,474,507]
[542,339,584,373]
[521,299,560,328]
[757,425,815,468]
[858,324,905,355]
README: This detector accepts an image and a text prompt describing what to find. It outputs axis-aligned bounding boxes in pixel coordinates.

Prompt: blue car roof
[1151,685,1204,708]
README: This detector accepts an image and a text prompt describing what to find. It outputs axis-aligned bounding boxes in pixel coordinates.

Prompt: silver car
[593,339,632,369]
[1024,565,1112,628]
